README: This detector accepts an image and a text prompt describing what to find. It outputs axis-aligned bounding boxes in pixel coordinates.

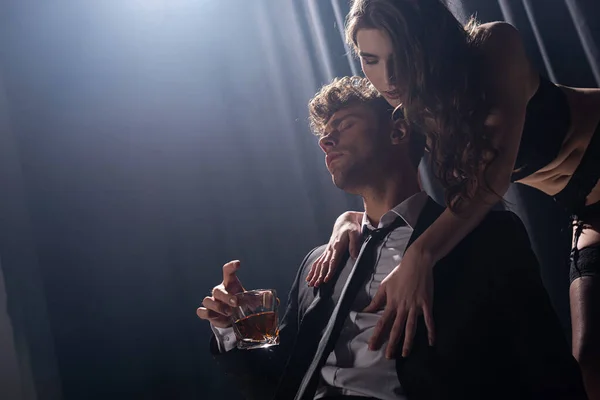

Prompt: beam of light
[251,1,331,229]
[331,0,359,76]
[497,0,517,26]
[133,0,167,11]
[253,2,300,137]
[521,0,557,82]
[130,0,207,17]
[563,0,600,86]
[306,0,335,82]
[444,0,469,25]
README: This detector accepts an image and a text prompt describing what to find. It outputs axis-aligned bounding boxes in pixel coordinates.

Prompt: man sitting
[197,77,586,400]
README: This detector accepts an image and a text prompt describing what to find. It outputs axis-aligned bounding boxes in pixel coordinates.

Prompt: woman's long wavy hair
[346,0,498,212]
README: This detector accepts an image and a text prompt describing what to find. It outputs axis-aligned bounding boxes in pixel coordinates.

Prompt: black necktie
[294,216,406,400]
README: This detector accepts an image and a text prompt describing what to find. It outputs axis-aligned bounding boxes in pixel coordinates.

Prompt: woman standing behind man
[307,0,600,397]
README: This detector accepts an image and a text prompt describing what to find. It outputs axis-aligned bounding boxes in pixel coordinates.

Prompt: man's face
[319,104,394,193]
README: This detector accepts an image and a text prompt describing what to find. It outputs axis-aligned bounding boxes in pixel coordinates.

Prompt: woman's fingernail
[229,298,237,306]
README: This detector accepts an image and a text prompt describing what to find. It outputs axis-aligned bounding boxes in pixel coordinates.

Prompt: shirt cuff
[211,325,237,353]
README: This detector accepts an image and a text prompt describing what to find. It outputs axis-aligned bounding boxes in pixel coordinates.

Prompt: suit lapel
[275,252,351,399]
[300,251,350,323]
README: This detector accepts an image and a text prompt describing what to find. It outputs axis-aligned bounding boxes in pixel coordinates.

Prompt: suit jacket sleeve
[488,213,587,399]
[209,247,321,400]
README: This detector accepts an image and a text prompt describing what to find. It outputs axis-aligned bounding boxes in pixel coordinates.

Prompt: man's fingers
[423,303,435,346]
[386,308,408,359]
[197,306,221,320]
[222,260,241,289]
[212,286,238,308]
[348,230,361,259]
[196,306,211,320]
[363,287,386,313]
[196,307,231,328]
[202,296,232,317]
[369,305,394,350]
[401,308,418,358]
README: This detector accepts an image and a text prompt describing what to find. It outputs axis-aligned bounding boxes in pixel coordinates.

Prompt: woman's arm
[307,211,364,287]
[412,21,537,264]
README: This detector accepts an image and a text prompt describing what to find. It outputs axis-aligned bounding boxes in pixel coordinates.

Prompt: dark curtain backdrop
[0,1,598,400]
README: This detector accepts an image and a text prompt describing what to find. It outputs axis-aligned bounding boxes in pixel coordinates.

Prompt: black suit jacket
[211,198,587,400]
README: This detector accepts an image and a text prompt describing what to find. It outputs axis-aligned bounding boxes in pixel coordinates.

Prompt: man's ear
[390,125,408,145]
[390,115,411,145]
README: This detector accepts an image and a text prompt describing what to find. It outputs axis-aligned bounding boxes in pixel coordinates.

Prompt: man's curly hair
[308,76,425,168]
[308,76,390,136]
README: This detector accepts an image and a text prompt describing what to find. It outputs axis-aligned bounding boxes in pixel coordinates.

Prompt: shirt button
[224,336,230,342]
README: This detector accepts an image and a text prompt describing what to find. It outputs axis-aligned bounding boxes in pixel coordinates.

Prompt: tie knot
[361,216,405,241]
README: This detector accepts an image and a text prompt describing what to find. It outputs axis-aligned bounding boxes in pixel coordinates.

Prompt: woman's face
[356,28,404,108]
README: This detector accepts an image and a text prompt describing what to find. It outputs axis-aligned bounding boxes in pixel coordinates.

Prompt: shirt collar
[361,191,429,231]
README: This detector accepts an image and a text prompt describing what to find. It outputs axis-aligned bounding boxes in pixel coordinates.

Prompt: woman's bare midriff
[515,86,600,205]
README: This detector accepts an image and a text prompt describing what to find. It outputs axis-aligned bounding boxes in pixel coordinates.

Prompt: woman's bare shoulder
[475,21,538,102]
[474,21,520,43]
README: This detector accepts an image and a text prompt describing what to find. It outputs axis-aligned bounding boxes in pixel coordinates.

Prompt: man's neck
[360,172,421,226]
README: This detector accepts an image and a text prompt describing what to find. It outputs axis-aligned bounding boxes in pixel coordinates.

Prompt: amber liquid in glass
[234,311,278,341]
